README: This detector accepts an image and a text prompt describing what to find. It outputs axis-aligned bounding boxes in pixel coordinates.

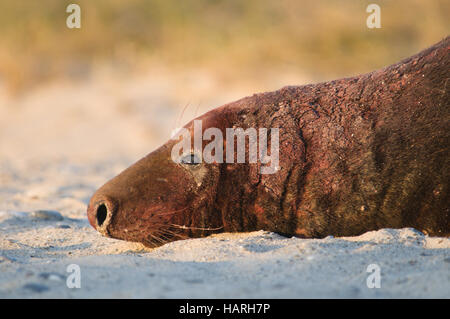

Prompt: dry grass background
[0,0,448,94]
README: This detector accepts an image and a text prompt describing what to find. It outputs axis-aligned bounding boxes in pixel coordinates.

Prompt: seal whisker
[162,228,190,240]
[145,238,159,248]
[152,227,178,240]
[143,236,160,248]
[152,230,171,242]
[147,232,168,246]
[170,223,224,231]
[154,227,190,241]
[172,101,191,133]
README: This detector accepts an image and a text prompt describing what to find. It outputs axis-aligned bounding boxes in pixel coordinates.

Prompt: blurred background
[0,0,448,163]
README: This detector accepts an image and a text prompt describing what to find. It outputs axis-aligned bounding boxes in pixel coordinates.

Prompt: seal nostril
[96,204,108,227]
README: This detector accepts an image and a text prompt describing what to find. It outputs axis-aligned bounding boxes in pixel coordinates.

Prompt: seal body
[87,37,449,247]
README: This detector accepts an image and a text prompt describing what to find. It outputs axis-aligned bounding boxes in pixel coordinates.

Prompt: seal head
[87,113,228,247]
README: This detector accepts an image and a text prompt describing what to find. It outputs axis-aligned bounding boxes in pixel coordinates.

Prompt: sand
[0,69,449,298]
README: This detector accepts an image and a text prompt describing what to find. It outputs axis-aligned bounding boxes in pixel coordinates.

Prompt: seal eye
[180,153,201,165]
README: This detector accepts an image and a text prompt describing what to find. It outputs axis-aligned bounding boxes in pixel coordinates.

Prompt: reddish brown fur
[87,37,450,247]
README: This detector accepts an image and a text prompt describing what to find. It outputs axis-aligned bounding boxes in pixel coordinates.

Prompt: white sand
[0,70,449,298]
